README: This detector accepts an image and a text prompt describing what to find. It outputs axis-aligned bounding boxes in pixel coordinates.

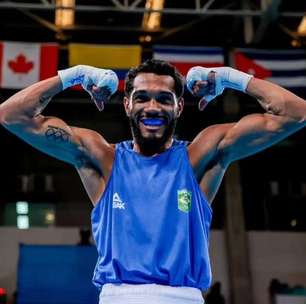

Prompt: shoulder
[72,127,110,150]
[71,126,115,169]
[188,123,235,167]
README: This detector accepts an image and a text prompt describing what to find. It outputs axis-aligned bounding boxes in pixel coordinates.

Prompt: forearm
[0,76,62,124]
[246,77,306,125]
[187,66,306,127]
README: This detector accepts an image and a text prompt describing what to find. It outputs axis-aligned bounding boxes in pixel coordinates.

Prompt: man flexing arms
[0,59,305,304]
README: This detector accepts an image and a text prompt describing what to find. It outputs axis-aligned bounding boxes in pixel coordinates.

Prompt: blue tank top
[91,140,212,290]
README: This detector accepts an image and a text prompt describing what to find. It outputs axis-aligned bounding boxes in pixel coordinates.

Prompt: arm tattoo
[75,154,89,168]
[45,125,71,143]
[33,94,52,117]
[35,85,60,115]
[39,92,52,105]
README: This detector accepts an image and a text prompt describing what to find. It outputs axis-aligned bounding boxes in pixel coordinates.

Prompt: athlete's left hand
[186,66,253,111]
[186,66,225,111]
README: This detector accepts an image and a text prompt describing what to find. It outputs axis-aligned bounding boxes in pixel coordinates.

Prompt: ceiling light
[297,16,306,36]
[291,39,301,48]
[55,0,75,28]
[142,0,165,31]
[139,35,152,43]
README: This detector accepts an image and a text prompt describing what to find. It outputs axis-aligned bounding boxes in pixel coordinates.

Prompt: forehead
[133,73,175,92]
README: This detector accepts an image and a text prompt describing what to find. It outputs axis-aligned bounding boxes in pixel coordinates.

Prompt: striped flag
[153,45,224,76]
[0,41,58,89]
[234,48,306,96]
[68,44,142,91]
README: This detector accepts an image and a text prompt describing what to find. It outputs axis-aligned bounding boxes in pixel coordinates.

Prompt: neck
[133,137,174,156]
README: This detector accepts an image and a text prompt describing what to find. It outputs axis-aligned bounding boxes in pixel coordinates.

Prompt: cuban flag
[0,41,58,89]
[234,48,306,96]
[153,45,224,76]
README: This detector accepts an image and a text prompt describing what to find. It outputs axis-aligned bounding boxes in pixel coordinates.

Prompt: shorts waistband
[100,283,204,303]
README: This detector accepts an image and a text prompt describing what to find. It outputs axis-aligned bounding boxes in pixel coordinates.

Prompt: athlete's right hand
[58,65,119,111]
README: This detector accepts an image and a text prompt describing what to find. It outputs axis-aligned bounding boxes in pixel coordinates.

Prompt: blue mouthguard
[141,118,165,126]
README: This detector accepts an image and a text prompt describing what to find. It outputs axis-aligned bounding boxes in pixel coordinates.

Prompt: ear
[176,97,184,118]
[123,96,131,117]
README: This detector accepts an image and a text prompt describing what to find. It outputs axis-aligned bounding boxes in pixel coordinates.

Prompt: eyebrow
[132,90,174,95]
[129,89,178,105]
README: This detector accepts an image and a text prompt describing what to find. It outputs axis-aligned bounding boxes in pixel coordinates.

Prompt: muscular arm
[219,77,306,164]
[0,76,104,168]
[0,67,118,205]
[188,71,306,202]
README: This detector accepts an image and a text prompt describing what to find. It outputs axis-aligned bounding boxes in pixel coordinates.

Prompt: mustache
[128,113,177,155]
[134,110,171,125]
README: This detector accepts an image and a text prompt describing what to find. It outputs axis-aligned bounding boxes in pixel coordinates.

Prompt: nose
[143,100,162,116]
[146,97,161,110]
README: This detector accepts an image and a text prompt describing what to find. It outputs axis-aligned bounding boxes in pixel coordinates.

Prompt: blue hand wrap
[58,65,118,95]
[186,66,253,103]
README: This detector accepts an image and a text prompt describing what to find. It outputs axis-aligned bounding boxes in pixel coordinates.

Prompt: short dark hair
[124,59,184,98]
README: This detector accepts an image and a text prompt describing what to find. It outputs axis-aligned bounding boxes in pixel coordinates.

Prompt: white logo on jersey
[112,193,125,209]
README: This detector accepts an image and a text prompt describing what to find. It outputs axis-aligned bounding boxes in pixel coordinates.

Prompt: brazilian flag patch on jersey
[178,189,192,212]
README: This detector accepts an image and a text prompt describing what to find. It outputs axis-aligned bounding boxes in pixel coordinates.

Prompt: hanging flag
[68,44,142,91]
[234,48,306,96]
[0,41,58,89]
[153,45,224,76]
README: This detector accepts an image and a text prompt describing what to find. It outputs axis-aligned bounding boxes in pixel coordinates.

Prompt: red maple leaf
[8,54,34,74]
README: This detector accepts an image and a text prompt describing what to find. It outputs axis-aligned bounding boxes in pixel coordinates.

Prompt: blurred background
[0,1,306,304]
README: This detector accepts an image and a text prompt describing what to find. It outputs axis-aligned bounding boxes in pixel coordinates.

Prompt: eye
[156,93,175,105]
[132,93,150,103]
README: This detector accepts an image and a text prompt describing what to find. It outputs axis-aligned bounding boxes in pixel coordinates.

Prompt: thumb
[198,98,209,111]
[92,85,101,93]
[198,93,217,111]
[97,70,119,95]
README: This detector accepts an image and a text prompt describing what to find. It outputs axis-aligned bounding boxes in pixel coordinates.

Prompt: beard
[129,110,177,155]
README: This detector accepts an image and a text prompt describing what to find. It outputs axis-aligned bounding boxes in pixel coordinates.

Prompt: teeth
[141,118,165,126]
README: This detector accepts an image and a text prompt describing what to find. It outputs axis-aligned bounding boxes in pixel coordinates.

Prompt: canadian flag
[0,41,58,89]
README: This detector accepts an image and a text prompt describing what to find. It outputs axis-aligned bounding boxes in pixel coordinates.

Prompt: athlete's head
[124,59,184,154]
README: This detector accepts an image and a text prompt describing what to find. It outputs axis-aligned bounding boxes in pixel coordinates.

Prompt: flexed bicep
[219,112,296,163]
[4,114,91,166]
[0,67,118,174]
[186,67,305,164]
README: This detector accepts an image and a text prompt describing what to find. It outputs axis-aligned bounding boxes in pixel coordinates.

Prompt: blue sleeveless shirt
[91,140,212,290]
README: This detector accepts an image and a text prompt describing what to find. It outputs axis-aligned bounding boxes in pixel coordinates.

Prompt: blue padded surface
[18,244,99,304]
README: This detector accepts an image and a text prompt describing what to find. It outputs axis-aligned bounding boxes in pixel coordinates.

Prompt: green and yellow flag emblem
[178,189,192,212]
